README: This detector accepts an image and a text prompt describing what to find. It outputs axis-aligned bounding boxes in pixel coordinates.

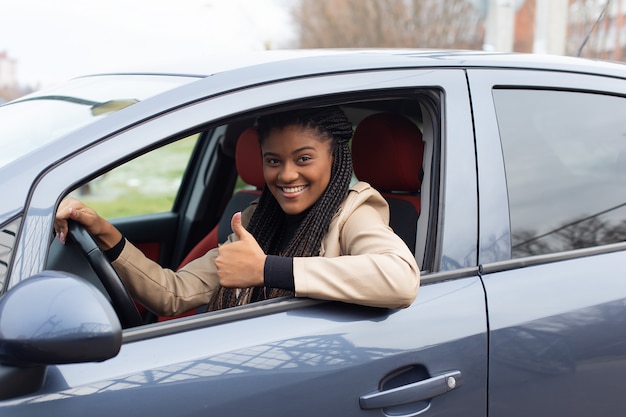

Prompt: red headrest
[235,127,265,189]
[352,113,424,192]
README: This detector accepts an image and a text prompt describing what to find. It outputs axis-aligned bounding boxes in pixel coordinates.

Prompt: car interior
[47,91,440,328]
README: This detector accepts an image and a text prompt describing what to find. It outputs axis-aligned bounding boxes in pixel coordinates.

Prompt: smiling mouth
[280,185,307,193]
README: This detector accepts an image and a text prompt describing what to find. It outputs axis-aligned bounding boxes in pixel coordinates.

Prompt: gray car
[0,49,625,416]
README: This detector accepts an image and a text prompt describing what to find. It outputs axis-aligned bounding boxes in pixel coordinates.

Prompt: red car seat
[351,112,424,252]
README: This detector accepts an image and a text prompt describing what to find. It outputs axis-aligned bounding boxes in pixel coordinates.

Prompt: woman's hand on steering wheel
[56,198,142,328]
[55,197,122,250]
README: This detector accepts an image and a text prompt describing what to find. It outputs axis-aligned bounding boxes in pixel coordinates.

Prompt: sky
[0,0,297,88]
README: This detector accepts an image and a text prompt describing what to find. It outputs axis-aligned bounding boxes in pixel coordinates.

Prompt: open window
[46,90,441,329]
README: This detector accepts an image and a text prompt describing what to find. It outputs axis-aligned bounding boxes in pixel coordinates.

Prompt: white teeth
[282,186,305,193]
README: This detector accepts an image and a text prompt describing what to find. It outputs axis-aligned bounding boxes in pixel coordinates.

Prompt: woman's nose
[278,162,298,182]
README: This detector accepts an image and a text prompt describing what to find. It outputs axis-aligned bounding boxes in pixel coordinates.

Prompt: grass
[85,195,177,219]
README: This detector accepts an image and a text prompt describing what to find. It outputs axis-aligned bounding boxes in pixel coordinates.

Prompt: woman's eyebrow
[292,146,316,154]
[263,146,317,158]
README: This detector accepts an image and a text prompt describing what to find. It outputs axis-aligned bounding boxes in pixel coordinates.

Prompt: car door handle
[359,370,462,410]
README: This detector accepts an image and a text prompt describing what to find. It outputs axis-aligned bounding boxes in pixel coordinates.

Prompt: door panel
[5,276,487,417]
[113,212,179,265]
[483,251,626,416]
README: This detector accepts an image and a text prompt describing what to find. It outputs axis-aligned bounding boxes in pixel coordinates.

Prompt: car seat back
[351,112,424,252]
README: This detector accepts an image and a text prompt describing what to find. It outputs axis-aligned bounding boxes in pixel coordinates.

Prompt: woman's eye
[298,155,312,163]
[265,158,279,165]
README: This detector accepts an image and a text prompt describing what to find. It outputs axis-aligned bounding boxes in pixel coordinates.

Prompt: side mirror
[0,271,122,400]
[0,270,122,366]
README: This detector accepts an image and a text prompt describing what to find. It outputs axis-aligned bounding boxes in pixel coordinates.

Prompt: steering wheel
[67,220,143,328]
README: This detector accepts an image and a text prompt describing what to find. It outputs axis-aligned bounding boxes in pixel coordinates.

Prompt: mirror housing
[0,270,122,366]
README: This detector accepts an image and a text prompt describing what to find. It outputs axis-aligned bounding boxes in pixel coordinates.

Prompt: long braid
[208,106,353,310]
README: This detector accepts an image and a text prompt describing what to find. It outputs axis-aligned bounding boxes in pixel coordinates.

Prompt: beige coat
[113,182,420,316]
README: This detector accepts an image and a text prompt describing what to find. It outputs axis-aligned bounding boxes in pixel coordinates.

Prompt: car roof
[93,48,626,80]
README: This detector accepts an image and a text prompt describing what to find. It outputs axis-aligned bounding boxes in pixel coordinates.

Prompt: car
[0,49,625,416]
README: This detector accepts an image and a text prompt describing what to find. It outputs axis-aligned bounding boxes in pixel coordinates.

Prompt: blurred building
[0,50,33,102]
[515,0,626,58]
[0,50,17,89]
[485,0,626,60]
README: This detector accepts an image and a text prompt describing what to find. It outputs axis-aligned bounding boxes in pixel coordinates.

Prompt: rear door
[6,67,487,416]
[469,68,626,416]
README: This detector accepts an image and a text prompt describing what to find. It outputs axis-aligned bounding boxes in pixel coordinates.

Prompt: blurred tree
[292,0,485,49]
[568,0,626,60]
[512,215,626,258]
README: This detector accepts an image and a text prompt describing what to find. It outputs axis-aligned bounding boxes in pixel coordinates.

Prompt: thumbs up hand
[215,212,266,288]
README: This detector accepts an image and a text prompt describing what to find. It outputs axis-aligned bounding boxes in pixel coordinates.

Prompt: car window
[494,88,626,258]
[42,90,439,329]
[0,75,198,169]
[77,134,199,218]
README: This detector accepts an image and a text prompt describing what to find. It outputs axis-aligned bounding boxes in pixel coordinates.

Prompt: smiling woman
[211,106,358,309]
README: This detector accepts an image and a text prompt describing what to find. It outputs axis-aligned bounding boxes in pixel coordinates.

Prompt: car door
[2,67,487,416]
[469,68,626,416]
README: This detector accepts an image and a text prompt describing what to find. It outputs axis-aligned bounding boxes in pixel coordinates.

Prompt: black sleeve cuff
[104,237,126,262]
[264,255,295,291]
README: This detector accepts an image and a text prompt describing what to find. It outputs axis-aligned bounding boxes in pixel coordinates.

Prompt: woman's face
[261,125,333,215]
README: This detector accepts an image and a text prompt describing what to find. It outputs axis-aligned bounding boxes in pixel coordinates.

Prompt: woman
[55,106,420,316]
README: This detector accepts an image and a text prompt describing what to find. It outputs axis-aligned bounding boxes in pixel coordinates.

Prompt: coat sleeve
[112,241,220,316]
[110,205,257,316]
[292,193,420,309]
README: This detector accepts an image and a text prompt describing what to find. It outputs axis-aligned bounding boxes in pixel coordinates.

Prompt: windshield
[0,74,198,168]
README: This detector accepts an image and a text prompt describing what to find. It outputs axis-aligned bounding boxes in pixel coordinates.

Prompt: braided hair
[208,106,354,310]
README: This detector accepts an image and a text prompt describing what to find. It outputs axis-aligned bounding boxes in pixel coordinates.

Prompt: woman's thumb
[230,212,249,239]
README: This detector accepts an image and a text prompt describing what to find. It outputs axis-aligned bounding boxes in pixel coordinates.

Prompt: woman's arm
[55,197,221,316]
[292,194,420,309]
[112,241,221,316]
